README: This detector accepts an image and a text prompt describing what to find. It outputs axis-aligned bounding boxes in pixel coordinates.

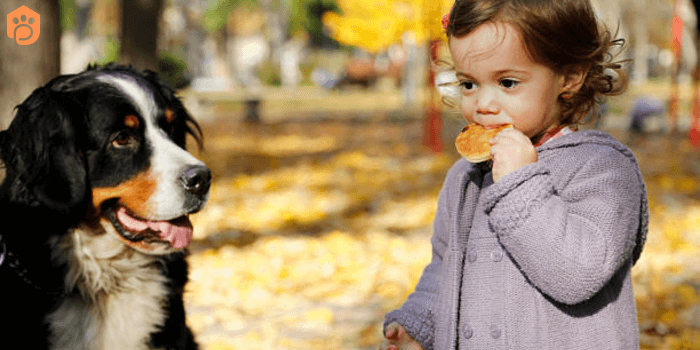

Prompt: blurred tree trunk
[0,0,61,130]
[184,7,205,79]
[631,0,649,84]
[120,0,162,71]
[75,0,92,40]
[261,0,283,63]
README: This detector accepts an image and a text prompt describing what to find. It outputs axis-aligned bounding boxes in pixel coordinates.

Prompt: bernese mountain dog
[0,63,210,350]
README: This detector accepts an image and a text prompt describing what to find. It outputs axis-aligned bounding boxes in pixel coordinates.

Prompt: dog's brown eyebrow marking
[124,114,140,128]
[165,109,175,123]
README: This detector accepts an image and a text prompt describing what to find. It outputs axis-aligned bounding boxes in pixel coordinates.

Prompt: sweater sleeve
[483,149,643,305]
[383,160,469,350]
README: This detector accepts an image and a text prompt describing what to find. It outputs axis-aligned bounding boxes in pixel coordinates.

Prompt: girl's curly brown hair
[442,0,628,126]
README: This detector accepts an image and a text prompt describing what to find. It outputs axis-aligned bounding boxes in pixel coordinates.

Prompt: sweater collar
[533,125,576,147]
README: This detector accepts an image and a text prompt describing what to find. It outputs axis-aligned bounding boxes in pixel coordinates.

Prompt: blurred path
[186,119,450,350]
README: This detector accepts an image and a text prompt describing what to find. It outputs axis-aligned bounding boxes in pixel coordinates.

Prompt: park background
[2,0,700,349]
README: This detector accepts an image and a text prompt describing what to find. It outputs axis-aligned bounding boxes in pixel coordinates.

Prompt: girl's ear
[559,67,588,95]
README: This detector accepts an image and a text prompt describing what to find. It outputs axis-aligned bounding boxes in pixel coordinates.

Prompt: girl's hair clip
[442,13,450,31]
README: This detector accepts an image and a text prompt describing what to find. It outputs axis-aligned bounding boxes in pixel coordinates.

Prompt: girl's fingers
[490,130,512,145]
[490,142,509,158]
[385,323,400,339]
[491,128,528,144]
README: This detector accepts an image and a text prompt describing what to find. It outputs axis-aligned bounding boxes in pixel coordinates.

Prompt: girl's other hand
[380,322,425,350]
[489,128,537,182]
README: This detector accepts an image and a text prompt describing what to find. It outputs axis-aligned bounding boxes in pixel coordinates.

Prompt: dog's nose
[181,165,211,197]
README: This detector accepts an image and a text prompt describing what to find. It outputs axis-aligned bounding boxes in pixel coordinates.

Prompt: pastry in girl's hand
[455,123,513,163]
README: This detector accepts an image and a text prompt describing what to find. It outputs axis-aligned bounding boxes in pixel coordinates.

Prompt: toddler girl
[381,0,648,349]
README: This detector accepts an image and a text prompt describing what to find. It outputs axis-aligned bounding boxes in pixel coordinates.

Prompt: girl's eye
[500,79,519,89]
[460,81,476,91]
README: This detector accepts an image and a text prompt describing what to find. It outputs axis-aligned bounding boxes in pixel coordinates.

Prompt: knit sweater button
[490,250,503,262]
[490,324,501,339]
[468,249,477,262]
[462,324,474,339]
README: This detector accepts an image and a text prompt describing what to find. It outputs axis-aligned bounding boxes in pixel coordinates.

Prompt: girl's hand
[489,128,537,182]
[380,322,425,350]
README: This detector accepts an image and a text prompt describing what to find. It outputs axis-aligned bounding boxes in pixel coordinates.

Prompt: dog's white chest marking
[46,224,169,350]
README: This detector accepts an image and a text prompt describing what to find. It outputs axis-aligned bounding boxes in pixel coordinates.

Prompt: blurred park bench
[180,86,416,124]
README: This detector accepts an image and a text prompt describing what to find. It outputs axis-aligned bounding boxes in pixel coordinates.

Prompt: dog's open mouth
[106,206,193,250]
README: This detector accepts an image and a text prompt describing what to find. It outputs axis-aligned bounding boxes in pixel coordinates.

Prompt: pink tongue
[116,207,193,249]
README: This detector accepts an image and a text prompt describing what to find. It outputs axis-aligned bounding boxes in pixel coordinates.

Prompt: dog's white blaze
[47,224,168,350]
[147,124,206,220]
[97,74,205,220]
[98,74,157,120]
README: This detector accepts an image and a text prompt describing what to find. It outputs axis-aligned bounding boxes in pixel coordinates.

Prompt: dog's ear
[0,80,88,215]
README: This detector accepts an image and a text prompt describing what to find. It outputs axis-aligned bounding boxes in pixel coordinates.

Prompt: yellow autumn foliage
[322,0,454,52]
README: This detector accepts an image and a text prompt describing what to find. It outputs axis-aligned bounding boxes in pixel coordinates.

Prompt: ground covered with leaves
[184,117,700,350]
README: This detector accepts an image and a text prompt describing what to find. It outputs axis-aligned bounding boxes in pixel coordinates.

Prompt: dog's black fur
[0,63,208,349]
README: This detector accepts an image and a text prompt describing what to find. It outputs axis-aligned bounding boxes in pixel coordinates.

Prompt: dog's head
[0,63,210,254]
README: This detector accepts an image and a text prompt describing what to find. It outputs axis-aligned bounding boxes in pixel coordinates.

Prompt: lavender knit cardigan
[385,130,648,350]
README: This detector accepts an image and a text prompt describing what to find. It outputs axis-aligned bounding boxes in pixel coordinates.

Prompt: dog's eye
[111,131,137,149]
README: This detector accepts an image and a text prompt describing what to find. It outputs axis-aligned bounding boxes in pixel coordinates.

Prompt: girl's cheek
[460,99,475,122]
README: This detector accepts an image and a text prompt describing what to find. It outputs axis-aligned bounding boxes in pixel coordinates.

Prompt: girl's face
[450,21,569,138]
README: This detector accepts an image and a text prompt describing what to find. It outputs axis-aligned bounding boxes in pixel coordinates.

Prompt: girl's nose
[476,87,499,114]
